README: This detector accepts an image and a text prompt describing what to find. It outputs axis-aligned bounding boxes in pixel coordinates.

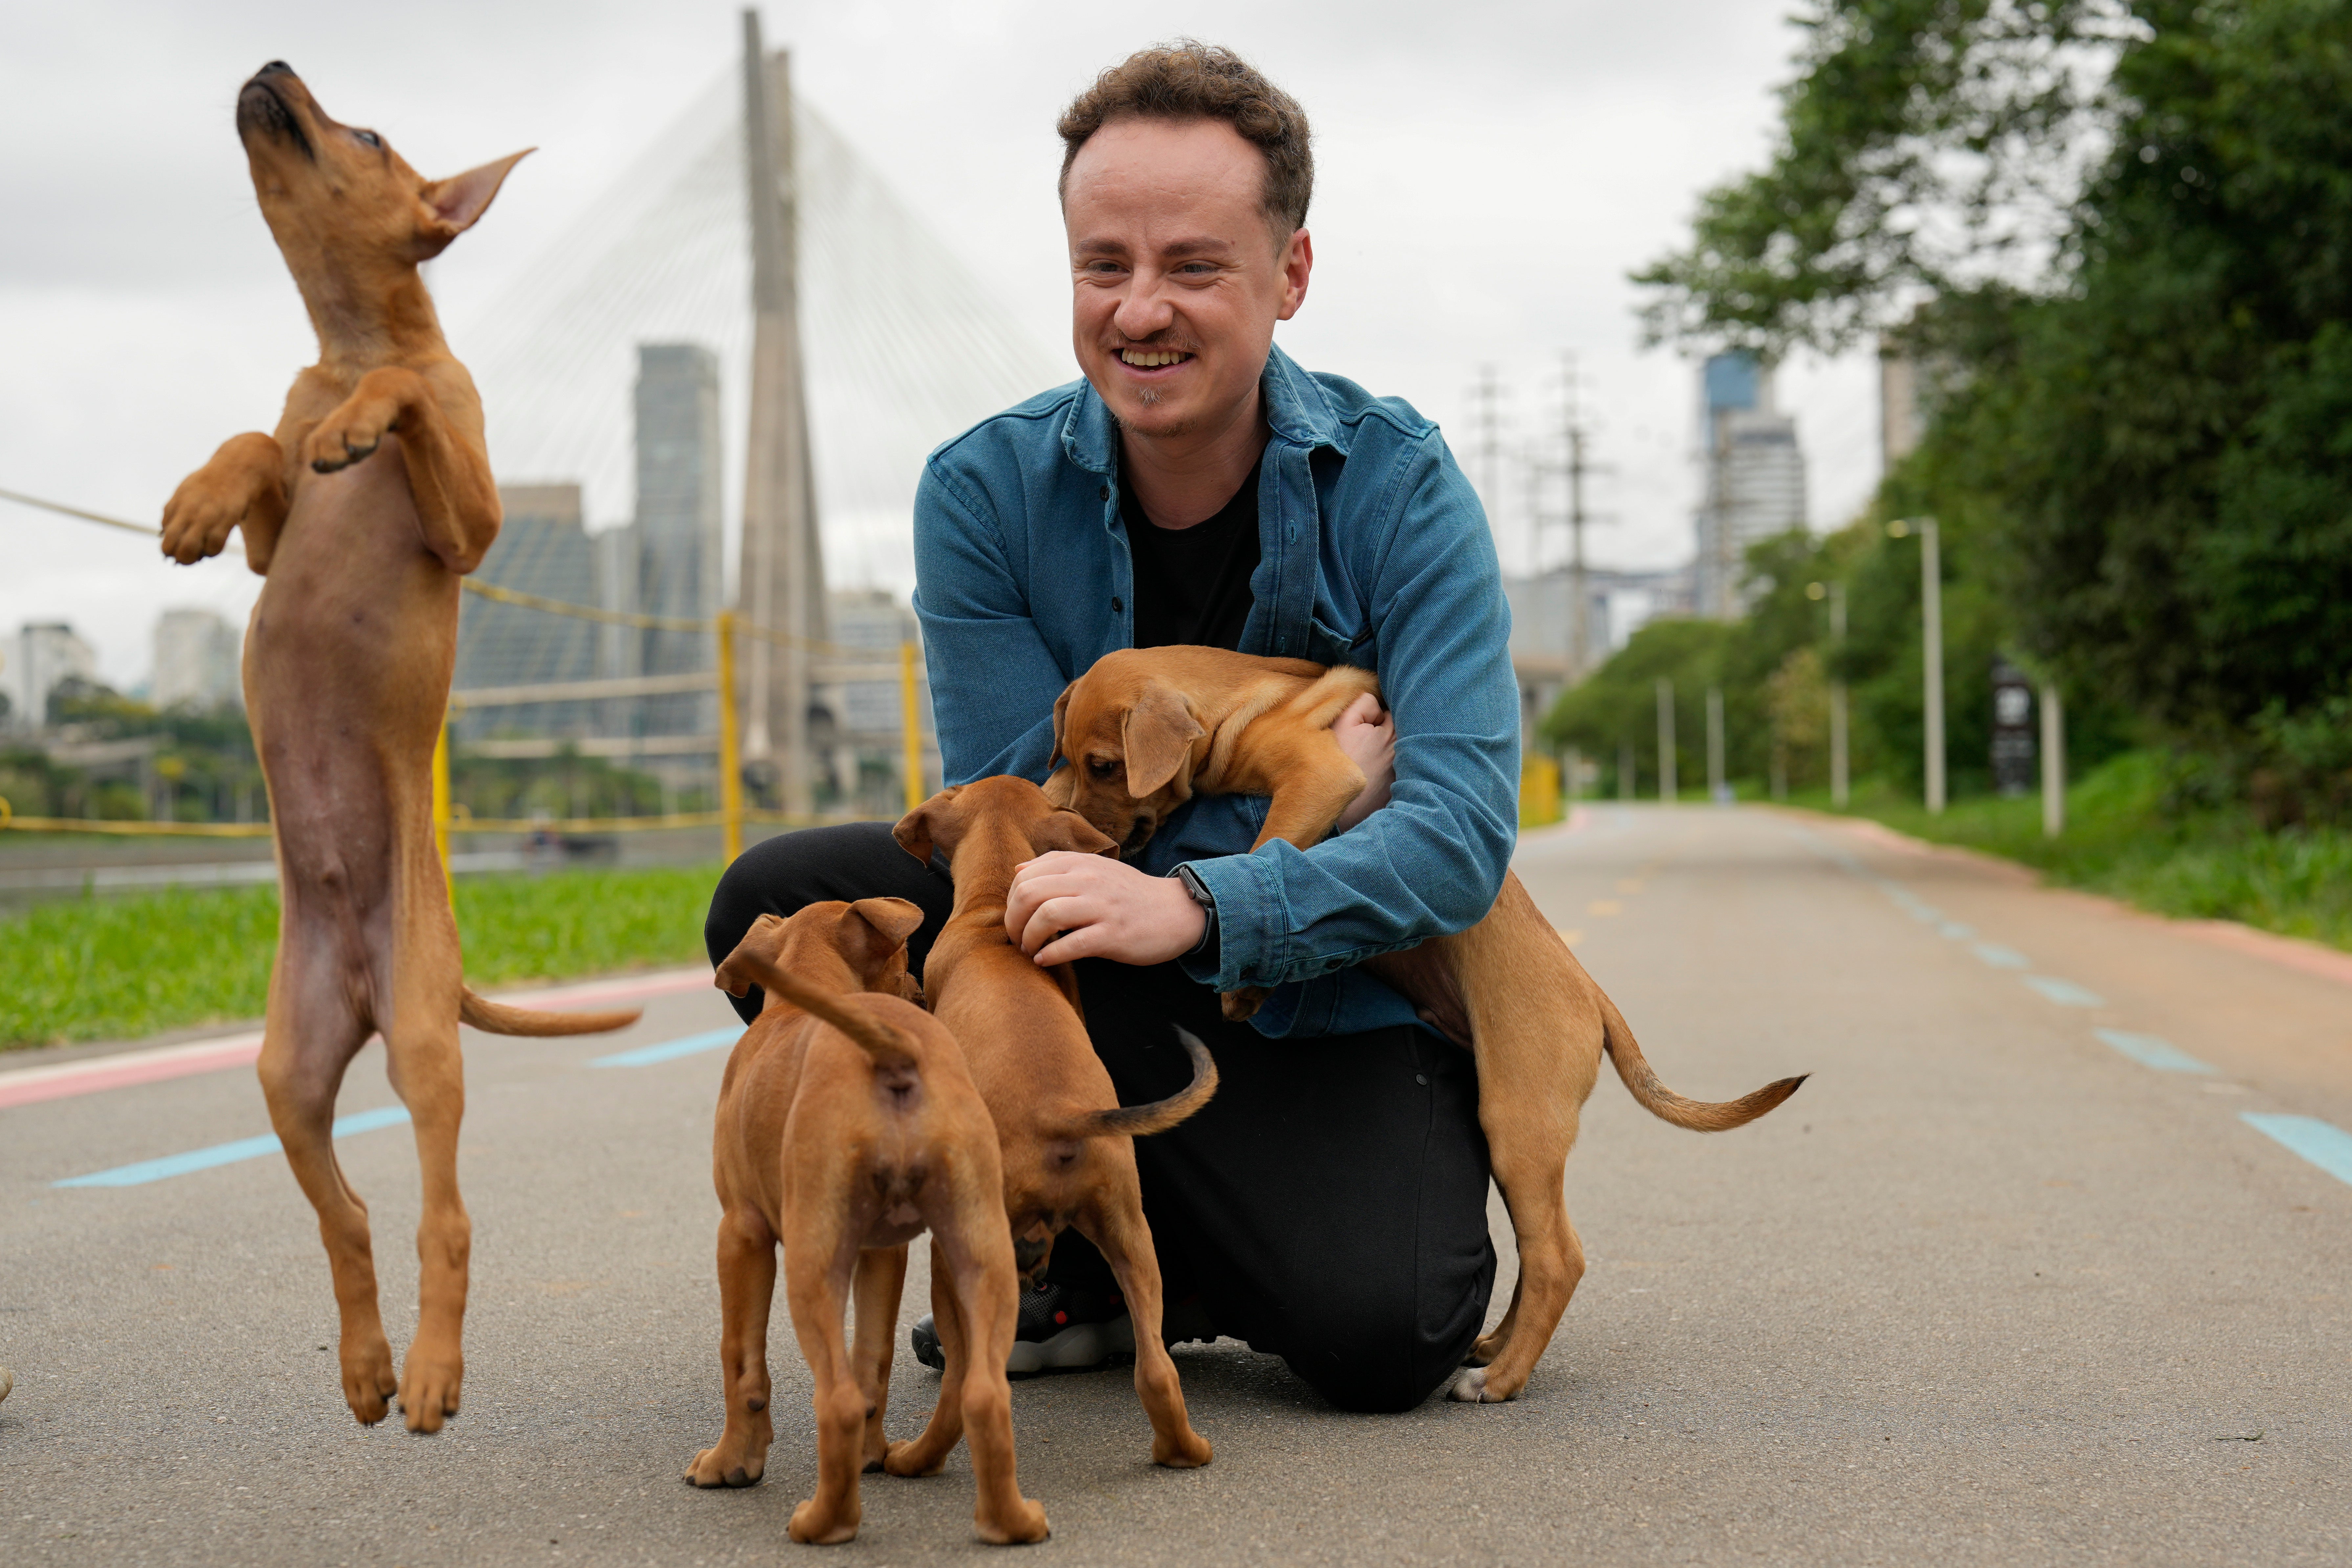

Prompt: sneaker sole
[1005,1314,1136,1377]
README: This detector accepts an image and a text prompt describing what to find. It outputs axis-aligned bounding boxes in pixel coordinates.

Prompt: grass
[1783,751,2352,954]
[1,863,721,1050]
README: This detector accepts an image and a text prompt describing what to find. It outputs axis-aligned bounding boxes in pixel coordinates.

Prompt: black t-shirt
[1123,455,1263,651]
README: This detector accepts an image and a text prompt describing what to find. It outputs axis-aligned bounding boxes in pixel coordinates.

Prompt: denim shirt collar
[1057,342,1348,476]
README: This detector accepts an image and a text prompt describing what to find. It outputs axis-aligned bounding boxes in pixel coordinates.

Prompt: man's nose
[1111,273,1176,341]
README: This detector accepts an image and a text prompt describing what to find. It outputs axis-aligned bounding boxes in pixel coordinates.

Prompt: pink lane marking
[0,966,714,1111]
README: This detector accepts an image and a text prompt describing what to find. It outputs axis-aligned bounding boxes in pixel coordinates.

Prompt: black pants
[703,822,1495,1412]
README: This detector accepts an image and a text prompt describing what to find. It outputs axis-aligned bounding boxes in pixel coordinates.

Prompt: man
[704,42,1519,1413]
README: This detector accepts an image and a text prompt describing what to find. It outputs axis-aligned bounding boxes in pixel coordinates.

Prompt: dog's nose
[257,59,293,76]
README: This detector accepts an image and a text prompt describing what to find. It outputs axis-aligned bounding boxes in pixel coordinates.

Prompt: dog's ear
[1035,809,1121,860]
[1049,684,1074,767]
[417,148,533,253]
[1041,763,1076,809]
[1121,680,1206,798]
[892,784,962,865]
[714,912,788,998]
[848,897,926,951]
[842,898,925,987]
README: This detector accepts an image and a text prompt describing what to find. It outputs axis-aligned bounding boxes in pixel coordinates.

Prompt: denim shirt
[911,343,1519,1038]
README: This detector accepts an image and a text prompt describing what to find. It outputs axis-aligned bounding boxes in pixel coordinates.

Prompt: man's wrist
[1171,862,1219,960]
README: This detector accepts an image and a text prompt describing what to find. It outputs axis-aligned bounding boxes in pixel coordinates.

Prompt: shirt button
[1111,597,1123,613]
[1415,1073,1429,1086]
[1099,485,1111,500]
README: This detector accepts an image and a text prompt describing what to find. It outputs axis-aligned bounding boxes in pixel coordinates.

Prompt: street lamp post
[1829,580,1850,807]
[1917,517,1945,814]
[1655,677,1677,802]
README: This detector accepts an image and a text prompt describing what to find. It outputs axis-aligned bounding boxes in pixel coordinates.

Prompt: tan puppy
[890,776,1216,1469]
[1045,645,1806,1403]
[157,64,635,1434]
[695,898,1046,1547]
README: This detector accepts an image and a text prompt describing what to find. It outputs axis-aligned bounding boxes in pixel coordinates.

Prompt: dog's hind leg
[686,1205,779,1488]
[1084,1181,1213,1468]
[851,1243,907,1473]
[934,1218,1049,1543]
[1451,1164,1582,1404]
[883,1239,967,1478]
[382,997,470,1434]
[256,950,392,1425]
[780,1215,866,1544]
[1469,1267,1524,1368]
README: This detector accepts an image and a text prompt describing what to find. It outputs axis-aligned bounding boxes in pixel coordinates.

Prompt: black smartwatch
[1171,863,1219,959]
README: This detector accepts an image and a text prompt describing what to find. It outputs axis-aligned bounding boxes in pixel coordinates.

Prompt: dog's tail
[726,958,918,1070]
[1051,1027,1218,1140]
[1599,992,1806,1132]
[459,987,641,1037]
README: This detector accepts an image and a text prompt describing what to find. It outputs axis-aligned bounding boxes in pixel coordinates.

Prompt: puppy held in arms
[1047,645,1808,1404]
[159,63,637,1435]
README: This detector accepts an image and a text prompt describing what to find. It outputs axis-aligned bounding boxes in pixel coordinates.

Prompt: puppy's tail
[460,987,641,1037]
[1054,1027,1218,1140]
[1600,993,1806,1132]
[726,957,917,1070]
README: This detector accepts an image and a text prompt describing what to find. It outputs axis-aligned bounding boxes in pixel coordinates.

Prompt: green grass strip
[1,864,720,1050]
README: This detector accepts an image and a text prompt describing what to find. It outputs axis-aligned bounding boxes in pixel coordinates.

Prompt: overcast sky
[0,0,1880,688]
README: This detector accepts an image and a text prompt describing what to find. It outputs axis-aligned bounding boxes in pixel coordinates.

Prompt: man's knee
[1261,1264,1491,1414]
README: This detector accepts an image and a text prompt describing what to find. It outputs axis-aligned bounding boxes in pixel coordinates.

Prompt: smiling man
[704,43,1519,1412]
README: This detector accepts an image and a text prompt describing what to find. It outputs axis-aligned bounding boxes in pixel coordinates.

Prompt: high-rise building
[452,484,598,740]
[632,342,725,736]
[150,608,242,713]
[1694,352,1807,619]
[3,621,98,733]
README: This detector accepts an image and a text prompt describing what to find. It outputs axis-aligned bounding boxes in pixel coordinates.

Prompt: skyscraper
[151,608,242,712]
[452,484,597,740]
[632,342,724,736]
[1694,352,1807,619]
[3,621,97,733]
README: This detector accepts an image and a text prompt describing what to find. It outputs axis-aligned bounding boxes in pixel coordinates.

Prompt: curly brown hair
[1056,40,1313,237]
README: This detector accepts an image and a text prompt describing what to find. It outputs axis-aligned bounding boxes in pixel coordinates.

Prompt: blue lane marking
[590,1027,741,1068]
[1939,921,1976,940]
[1973,943,2030,969]
[55,1106,412,1189]
[2242,1114,2352,1189]
[2096,1029,2217,1074]
[2023,976,2104,1007]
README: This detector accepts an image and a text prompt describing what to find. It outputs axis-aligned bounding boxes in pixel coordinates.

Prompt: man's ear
[1122,681,1206,798]
[1049,684,1074,768]
[1035,809,1120,859]
[714,912,788,999]
[417,148,532,253]
[891,785,962,864]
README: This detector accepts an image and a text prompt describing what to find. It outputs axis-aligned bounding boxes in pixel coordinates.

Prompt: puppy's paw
[788,1497,860,1545]
[303,390,401,474]
[1218,987,1268,1023]
[884,1436,948,1477]
[685,1442,765,1488]
[1446,1365,1517,1403]
[395,1343,463,1434]
[1151,1428,1213,1469]
[159,475,246,564]
[975,1497,1050,1546]
[339,1335,399,1427]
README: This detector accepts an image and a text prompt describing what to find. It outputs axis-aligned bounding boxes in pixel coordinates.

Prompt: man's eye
[354,129,382,149]
[1088,758,1119,780]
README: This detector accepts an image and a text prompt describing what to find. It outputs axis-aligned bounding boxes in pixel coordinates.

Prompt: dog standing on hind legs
[160,63,637,1433]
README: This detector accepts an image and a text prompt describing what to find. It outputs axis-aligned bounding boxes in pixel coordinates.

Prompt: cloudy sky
[0,0,1879,688]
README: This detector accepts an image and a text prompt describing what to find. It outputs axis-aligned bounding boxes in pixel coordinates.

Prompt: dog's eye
[353,129,381,149]
[1088,758,1119,781]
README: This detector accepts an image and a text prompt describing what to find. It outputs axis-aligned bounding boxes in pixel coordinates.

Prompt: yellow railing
[1519,755,1564,829]
[2,486,933,861]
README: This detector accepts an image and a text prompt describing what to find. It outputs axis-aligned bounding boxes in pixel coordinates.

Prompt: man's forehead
[1063,117,1266,233]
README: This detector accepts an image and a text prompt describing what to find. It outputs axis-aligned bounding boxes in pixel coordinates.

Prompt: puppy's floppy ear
[843,897,926,987]
[892,784,962,864]
[1122,680,1206,798]
[1035,809,1121,860]
[714,912,788,999]
[1049,684,1074,768]
[848,896,925,951]
[417,148,532,254]
[1041,764,1076,809]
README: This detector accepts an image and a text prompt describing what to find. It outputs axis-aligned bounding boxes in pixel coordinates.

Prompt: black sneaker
[909,1281,1135,1377]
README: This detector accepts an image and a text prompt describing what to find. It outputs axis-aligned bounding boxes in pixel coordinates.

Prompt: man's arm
[1176,435,1518,991]
[911,461,1071,784]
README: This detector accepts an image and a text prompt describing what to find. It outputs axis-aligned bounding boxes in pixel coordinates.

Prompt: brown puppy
[157,64,635,1434]
[695,898,1046,1547]
[1045,645,1806,1403]
[890,776,1216,1469]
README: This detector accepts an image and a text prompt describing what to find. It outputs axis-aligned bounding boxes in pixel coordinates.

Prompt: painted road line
[2095,1029,2217,1074]
[1939,921,1976,940]
[1973,944,2031,969]
[54,1106,411,1189]
[590,1027,741,1068]
[1587,900,1623,917]
[2241,1114,2352,1188]
[2023,976,2105,1007]
[0,966,714,1111]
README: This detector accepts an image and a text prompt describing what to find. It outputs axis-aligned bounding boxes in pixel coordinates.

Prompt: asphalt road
[4,804,2349,1565]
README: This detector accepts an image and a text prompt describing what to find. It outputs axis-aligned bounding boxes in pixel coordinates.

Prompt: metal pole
[1655,677,1677,802]
[716,611,744,863]
[1829,580,1850,807]
[1706,685,1725,802]
[1564,743,1582,803]
[432,717,452,880]
[900,639,925,814]
[1565,351,1588,680]
[1920,517,1945,814]
[1618,739,1634,801]
[2040,683,2066,838]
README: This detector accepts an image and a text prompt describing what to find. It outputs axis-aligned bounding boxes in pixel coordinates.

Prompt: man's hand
[1006,850,1206,967]
[1333,691,1395,832]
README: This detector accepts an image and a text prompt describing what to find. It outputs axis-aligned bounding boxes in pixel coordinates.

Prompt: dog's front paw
[395,1343,463,1434]
[1446,1365,1517,1403]
[339,1333,399,1426]
[160,474,245,564]
[685,1440,765,1488]
[1218,987,1269,1023]
[303,392,400,474]
[975,1496,1050,1546]
[788,1496,860,1545]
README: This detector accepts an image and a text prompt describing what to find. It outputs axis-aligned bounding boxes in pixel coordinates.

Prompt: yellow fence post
[900,640,925,813]
[432,718,452,879]
[716,610,744,864]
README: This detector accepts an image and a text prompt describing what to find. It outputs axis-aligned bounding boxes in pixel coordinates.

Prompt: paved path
[4,805,2348,1565]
